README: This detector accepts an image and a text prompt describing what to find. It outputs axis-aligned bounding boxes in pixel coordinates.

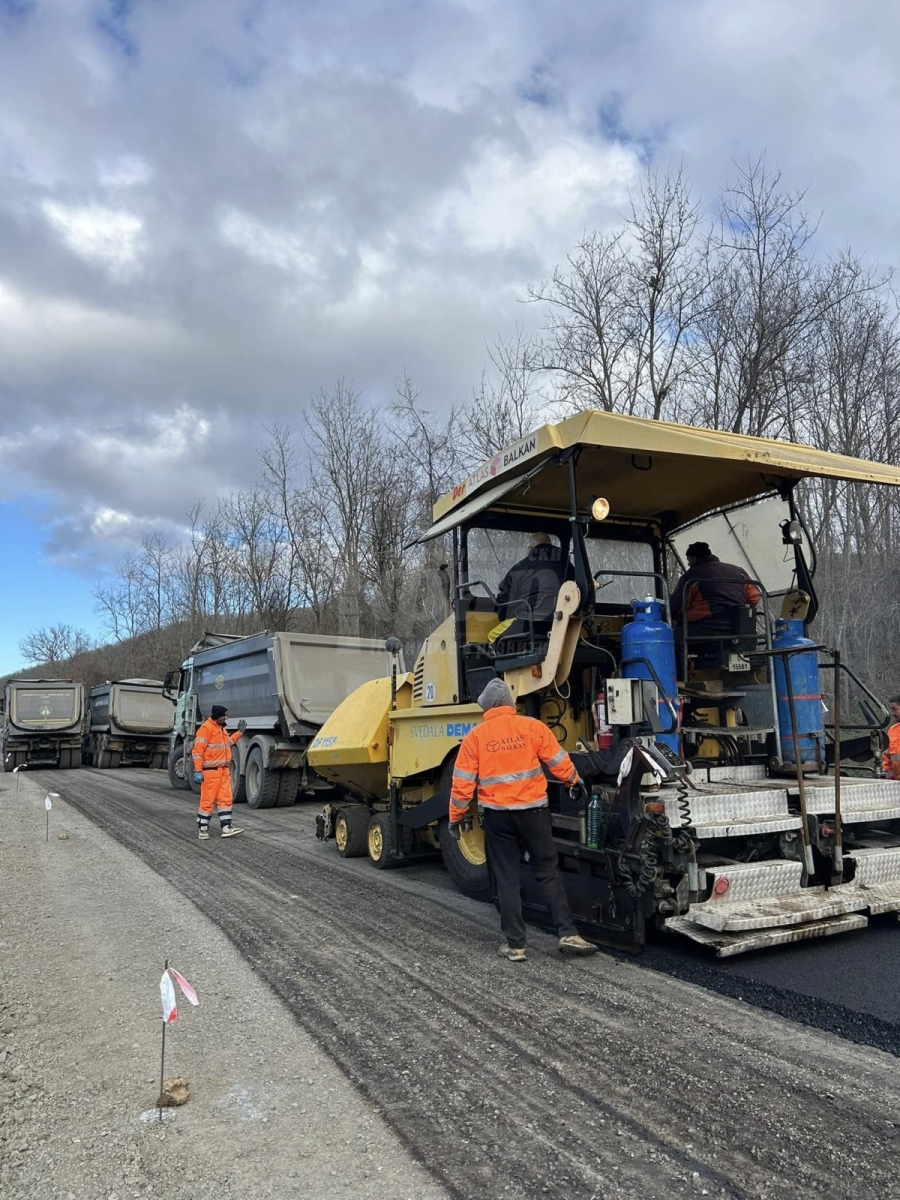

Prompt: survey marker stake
[44,792,59,842]
[158,961,200,1123]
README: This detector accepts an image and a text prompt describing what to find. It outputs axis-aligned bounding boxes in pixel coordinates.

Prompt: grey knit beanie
[477,678,513,711]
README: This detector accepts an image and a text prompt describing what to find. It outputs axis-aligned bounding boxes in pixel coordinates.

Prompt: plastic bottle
[586,788,603,850]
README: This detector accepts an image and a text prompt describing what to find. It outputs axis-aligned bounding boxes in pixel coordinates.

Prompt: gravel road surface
[13,766,900,1199]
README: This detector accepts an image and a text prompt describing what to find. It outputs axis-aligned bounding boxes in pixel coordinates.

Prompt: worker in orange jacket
[882,695,900,779]
[192,704,246,840]
[450,678,598,962]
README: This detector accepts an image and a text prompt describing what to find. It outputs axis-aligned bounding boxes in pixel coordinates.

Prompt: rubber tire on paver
[245,745,280,809]
[367,812,398,869]
[275,767,299,807]
[335,806,370,858]
[168,744,190,790]
[229,752,247,804]
[438,818,492,903]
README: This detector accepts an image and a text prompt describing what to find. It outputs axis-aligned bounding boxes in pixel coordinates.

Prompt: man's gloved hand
[569,780,588,807]
[193,771,203,784]
[236,719,248,733]
[448,821,463,842]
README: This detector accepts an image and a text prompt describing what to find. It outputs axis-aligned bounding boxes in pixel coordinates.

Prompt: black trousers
[482,805,577,949]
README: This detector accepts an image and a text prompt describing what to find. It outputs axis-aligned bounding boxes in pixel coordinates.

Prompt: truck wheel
[2,748,13,773]
[438,819,492,902]
[367,813,398,869]
[108,751,122,769]
[153,751,168,771]
[96,748,112,769]
[168,745,190,791]
[245,746,280,809]
[229,754,247,804]
[335,806,370,857]
[59,748,80,770]
[275,768,299,807]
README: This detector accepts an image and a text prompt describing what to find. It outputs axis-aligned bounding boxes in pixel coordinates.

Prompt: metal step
[665,913,868,957]
[796,779,900,824]
[680,725,774,737]
[662,785,800,839]
[834,848,900,916]
[666,847,900,956]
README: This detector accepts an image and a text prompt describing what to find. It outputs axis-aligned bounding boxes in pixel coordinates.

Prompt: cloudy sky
[1,0,899,670]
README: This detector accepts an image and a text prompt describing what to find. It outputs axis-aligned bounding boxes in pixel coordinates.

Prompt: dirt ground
[0,771,448,1200]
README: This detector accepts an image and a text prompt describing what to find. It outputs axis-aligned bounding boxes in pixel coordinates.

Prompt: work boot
[498,944,527,962]
[198,828,210,841]
[221,826,244,838]
[558,934,597,956]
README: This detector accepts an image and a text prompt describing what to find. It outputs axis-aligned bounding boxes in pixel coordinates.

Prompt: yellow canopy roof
[431,411,900,529]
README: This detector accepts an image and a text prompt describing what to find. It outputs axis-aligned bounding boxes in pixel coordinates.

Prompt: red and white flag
[169,968,199,1007]
[159,967,199,1023]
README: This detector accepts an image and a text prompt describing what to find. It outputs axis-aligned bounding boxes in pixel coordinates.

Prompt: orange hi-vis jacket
[883,722,900,778]
[449,705,581,822]
[192,717,242,773]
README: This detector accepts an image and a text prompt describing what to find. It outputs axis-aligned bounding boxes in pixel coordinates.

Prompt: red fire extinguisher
[594,687,614,750]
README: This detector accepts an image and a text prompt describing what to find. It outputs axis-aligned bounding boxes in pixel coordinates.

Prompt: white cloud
[41,201,144,274]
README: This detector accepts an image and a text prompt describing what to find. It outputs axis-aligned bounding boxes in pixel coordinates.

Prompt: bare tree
[18,624,95,670]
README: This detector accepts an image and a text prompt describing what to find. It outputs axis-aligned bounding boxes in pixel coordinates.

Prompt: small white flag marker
[44,795,53,811]
[160,970,178,1024]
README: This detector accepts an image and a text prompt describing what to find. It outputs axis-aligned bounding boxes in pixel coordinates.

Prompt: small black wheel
[334,806,370,857]
[367,813,399,869]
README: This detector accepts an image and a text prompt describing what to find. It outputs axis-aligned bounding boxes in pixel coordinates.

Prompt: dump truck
[83,679,174,769]
[1,678,85,770]
[164,631,394,808]
[311,410,900,956]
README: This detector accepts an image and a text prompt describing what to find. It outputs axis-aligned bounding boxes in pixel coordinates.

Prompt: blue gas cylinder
[772,618,823,765]
[622,597,679,752]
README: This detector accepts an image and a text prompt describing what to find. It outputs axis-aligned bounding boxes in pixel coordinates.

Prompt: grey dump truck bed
[191,631,390,733]
[2,678,85,770]
[86,679,174,769]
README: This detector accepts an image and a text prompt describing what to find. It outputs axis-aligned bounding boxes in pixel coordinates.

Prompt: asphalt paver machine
[311,411,900,955]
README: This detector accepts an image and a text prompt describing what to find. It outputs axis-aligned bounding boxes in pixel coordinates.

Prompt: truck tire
[367,813,399,869]
[96,748,112,769]
[229,754,247,805]
[438,818,492,903]
[335,806,370,857]
[153,750,168,771]
[2,747,13,773]
[275,768,299,807]
[59,748,80,770]
[244,746,280,809]
[168,745,190,791]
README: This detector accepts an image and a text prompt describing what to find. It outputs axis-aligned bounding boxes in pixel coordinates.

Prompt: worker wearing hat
[671,542,762,637]
[192,704,247,841]
[449,678,598,962]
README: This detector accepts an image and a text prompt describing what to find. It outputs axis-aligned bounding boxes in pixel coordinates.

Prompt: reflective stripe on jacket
[449,705,580,821]
[192,717,242,771]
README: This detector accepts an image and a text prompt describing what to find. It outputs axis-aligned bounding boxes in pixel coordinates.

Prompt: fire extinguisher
[594,687,614,751]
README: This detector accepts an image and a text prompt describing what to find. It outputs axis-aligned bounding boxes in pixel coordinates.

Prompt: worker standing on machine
[192,705,247,840]
[882,694,900,778]
[449,678,598,962]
